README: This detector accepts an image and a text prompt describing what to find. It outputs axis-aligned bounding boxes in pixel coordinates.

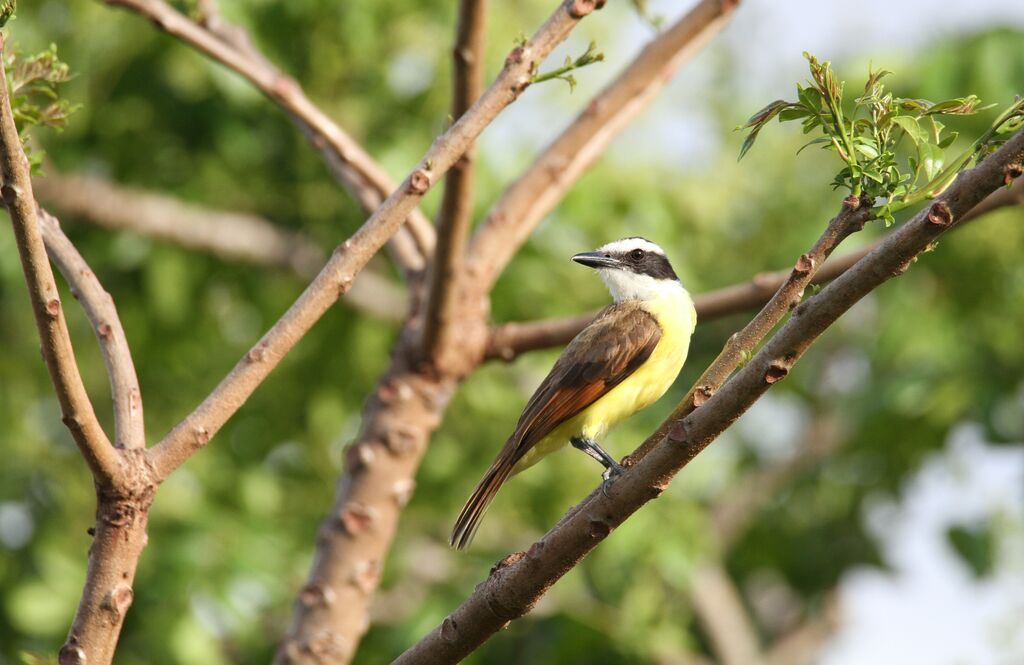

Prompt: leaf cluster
[4,43,78,171]
[739,52,1023,224]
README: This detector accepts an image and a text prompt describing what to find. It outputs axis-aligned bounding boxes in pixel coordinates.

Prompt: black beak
[571,251,619,269]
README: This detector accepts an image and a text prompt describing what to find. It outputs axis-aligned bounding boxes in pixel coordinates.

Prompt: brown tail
[450,457,514,550]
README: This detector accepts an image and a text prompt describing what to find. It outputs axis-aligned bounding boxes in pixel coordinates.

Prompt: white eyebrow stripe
[596,237,665,256]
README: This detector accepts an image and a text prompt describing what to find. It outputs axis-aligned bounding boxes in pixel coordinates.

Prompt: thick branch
[59,466,156,665]
[146,0,606,481]
[485,177,1024,362]
[38,208,145,449]
[102,0,433,273]
[466,0,739,292]
[421,0,489,363]
[276,356,459,665]
[33,170,406,321]
[0,35,120,485]
[395,130,1024,664]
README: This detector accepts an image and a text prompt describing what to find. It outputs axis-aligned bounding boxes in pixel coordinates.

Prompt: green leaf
[926,95,984,115]
[891,115,928,146]
[918,142,945,181]
[740,99,793,129]
[853,136,880,159]
[895,97,931,112]
[797,84,822,111]
[737,127,762,160]
[737,100,796,159]
[778,107,810,122]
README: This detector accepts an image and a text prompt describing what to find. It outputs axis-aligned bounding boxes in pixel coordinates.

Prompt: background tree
[1,1,1022,664]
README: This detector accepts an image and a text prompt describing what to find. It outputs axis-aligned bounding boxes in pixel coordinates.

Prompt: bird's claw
[600,462,625,497]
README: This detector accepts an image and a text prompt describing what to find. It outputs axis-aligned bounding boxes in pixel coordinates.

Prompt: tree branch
[484,176,1024,362]
[394,130,1024,664]
[33,170,406,321]
[486,311,596,361]
[690,562,765,665]
[146,0,606,479]
[101,0,434,274]
[276,358,459,665]
[59,462,156,665]
[37,207,145,449]
[421,0,489,363]
[0,35,121,485]
[465,0,740,292]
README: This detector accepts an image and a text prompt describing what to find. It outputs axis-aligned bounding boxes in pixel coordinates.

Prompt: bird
[451,237,696,549]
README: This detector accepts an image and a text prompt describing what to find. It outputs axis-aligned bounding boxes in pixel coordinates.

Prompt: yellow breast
[513,288,696,473]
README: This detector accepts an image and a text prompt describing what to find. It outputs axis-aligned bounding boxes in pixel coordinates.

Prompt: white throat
[598,269,685,303]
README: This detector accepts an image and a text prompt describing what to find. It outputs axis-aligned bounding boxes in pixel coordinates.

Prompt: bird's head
[572,237,681,303]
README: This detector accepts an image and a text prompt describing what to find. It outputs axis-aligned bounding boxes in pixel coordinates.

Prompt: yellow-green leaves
[738,52,1022,226]
[4,43,77,172]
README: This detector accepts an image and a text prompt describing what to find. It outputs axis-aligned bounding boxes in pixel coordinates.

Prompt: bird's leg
[570,437,625,495]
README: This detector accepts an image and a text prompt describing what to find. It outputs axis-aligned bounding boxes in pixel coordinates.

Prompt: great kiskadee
[451,237,696,549]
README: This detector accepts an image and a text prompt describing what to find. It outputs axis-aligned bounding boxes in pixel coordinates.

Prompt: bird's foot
[600,461,625,497]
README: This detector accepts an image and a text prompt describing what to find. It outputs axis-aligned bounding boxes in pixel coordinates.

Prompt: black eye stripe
[611,249,678,281]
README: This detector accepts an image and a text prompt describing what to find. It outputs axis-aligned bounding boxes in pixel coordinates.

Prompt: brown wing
[451,302,662,549]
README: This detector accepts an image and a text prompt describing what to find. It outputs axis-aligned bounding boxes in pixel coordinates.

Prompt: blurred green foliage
[0,2,1022,664]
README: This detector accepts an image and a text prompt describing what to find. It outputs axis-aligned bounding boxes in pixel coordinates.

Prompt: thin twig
[394,129,1024,664]
[37,207,145,449]
[0,34,120,484]
[466,0,740,292]
[34,170,406,320]
[421,0,489,363]
[101,0,433,274]
[193,0,274,69]
[482,177,1024,362]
